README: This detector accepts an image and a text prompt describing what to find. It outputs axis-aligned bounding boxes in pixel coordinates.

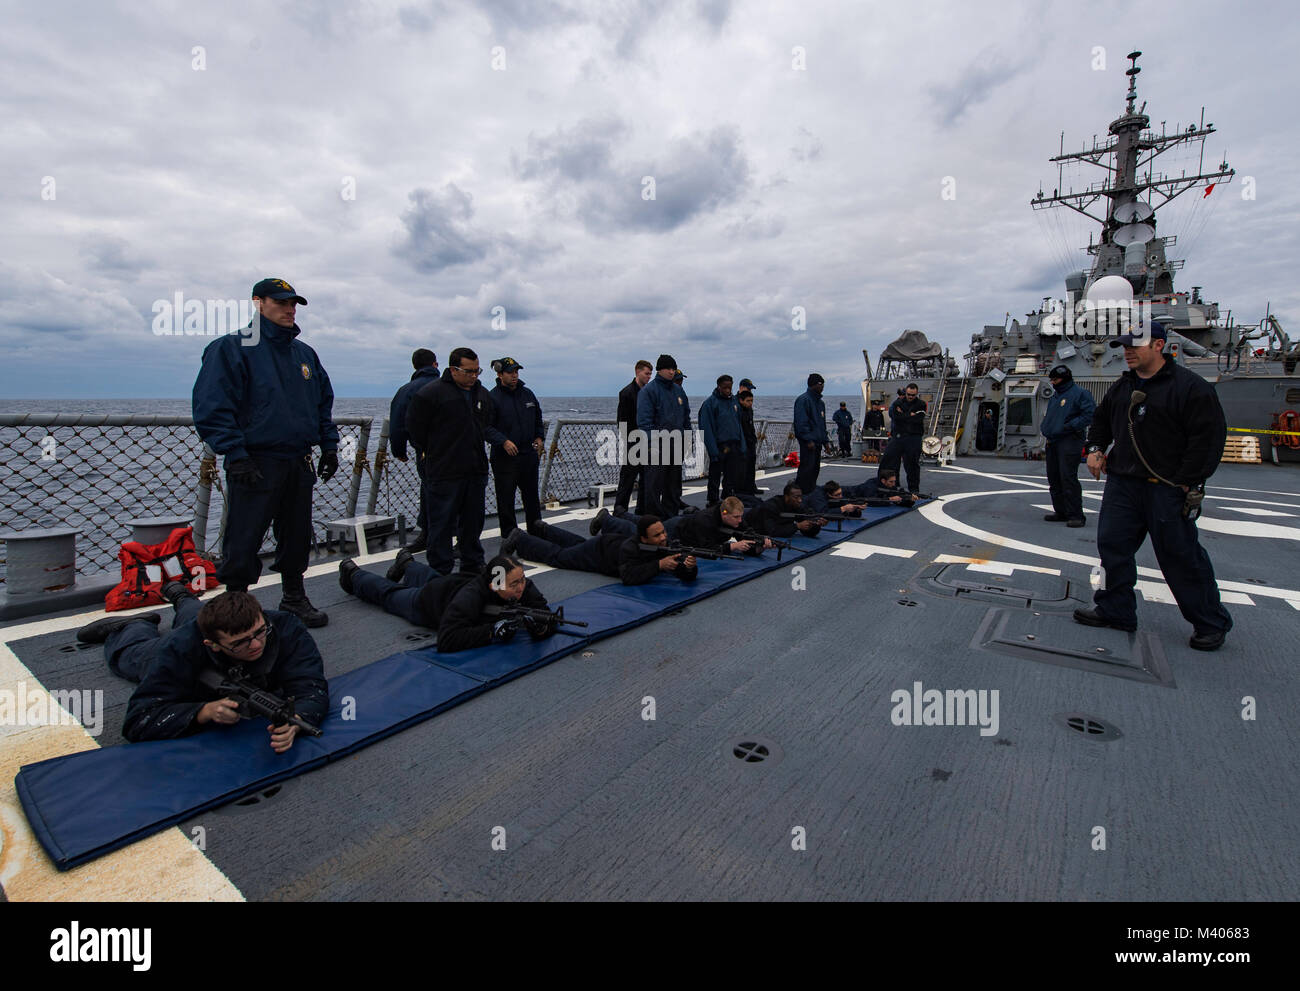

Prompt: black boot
[406,531,428,553]
[160,580,197,607]
[338,559,359,595]
[279,575,328,627]
[386,548,413,583]
[77,612,161,645]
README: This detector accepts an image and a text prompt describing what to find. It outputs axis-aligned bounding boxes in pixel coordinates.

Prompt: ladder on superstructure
[922,354,969,464]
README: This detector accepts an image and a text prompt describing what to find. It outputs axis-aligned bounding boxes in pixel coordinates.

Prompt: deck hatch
[972,609,1175,687]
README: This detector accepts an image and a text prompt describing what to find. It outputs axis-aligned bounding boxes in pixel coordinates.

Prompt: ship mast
[1030,51,1233,297]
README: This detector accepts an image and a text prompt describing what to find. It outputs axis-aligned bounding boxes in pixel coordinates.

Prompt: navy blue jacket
[488,379,544,459]
[1040,380,1096,441]
[123,610,329,742]
[193,321,338,461]
[405,368,503,480]
[739,403,757,450]
[833,408,853,432]
[637,374,690,433]
[698,389,746,458]
[389,366,440,459]
[793,389,828,445]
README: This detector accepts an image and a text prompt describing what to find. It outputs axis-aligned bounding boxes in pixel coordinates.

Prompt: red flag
[1203,183,1216,197]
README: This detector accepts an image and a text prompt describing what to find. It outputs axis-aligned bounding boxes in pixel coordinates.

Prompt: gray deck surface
[8,460,1299,900]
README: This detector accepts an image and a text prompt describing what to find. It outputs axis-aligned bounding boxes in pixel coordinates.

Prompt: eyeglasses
[223,619,271,652]
[453,366,482,376]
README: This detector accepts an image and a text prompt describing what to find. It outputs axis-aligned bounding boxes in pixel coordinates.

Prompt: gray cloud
[929,49,1039,126]
[391,184,498,275]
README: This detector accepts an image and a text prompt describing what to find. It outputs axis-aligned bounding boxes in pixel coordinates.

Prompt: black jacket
[436,574,549,653]
[123,610,329,742]
[743,495,821,538]
[618,538,699,585]
[1086,356,1227,486]
[864,409,885,432]
[739,404,757,450]
[405,368,503,480]
[889,396,927,436]
[488,379,544,459]
[676,503,760,555]
[413,571,478,627]
[617,379,642,427]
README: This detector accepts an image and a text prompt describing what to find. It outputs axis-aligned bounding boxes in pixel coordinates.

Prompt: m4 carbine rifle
[636,542,745,562]
[483,603,589,629]
[718,526,790,561]
[200,668,323,737]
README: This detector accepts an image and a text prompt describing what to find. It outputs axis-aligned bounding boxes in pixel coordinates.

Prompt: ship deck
[2,459,1298,900]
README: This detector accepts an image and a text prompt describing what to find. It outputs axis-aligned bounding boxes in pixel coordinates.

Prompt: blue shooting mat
[16,503,913,870]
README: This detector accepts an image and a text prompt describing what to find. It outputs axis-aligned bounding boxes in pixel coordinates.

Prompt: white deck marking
[1138,581,1255,606]
[1216,506,1298,518]
[934,555,1061,576]
[830,543,916,560]
[918,487,1300,604]
[0,640,244,900]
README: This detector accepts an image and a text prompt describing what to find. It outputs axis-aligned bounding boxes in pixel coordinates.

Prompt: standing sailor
[1040,364,1095,527]
[833,402,854,457]
[388,348,439,552]
[406,347,501,576]
[793,373,829,494]
[1074,323,1232,650]
[881,383,927,492]
[614,360,653,515]
[487,357,545,539]
[192,278,338,627]
[737,379,759,493]
[636,355,690,518]
[698,374,746,504]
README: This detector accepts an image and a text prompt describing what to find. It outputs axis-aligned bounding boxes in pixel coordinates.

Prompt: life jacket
[104,526,219,611]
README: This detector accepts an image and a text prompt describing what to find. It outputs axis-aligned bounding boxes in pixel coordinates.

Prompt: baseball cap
[492,357,523,373]
[739,378,755,390]
[251,278,307,304]
[1109,322,1168,348]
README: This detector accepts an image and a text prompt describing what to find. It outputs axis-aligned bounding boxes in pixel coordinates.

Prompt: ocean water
[0,394,866,423]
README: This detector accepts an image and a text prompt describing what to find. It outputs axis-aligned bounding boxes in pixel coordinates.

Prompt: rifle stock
[636,542,744,562]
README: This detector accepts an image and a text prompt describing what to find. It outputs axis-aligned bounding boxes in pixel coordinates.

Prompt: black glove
[227,457,264,487]
[317,450,339,482]
[523,612,558,639]
[491,619,519,644]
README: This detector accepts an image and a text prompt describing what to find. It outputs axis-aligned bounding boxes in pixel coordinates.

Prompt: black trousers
[644,465,683,518]
[351,559,440,627]
[106,595,203,681]
[1093,474,1232,635]
[414,451,429,536]
[614,449,646,514]
[1045,438,1084,521]
[513,521,617,576]
[837,427,851,454]
[742,446,758,492]
[217,454,315,590]
[425,473,487,574]
[795,441,821,494]
[881,434,922,491]
[706,444,745,503]
[491,451,542,537]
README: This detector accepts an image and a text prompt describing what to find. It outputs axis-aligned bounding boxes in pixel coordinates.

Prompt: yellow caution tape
[1227,427,1300,437]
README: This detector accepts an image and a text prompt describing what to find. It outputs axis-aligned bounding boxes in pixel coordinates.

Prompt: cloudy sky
[2,0,1297,398]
